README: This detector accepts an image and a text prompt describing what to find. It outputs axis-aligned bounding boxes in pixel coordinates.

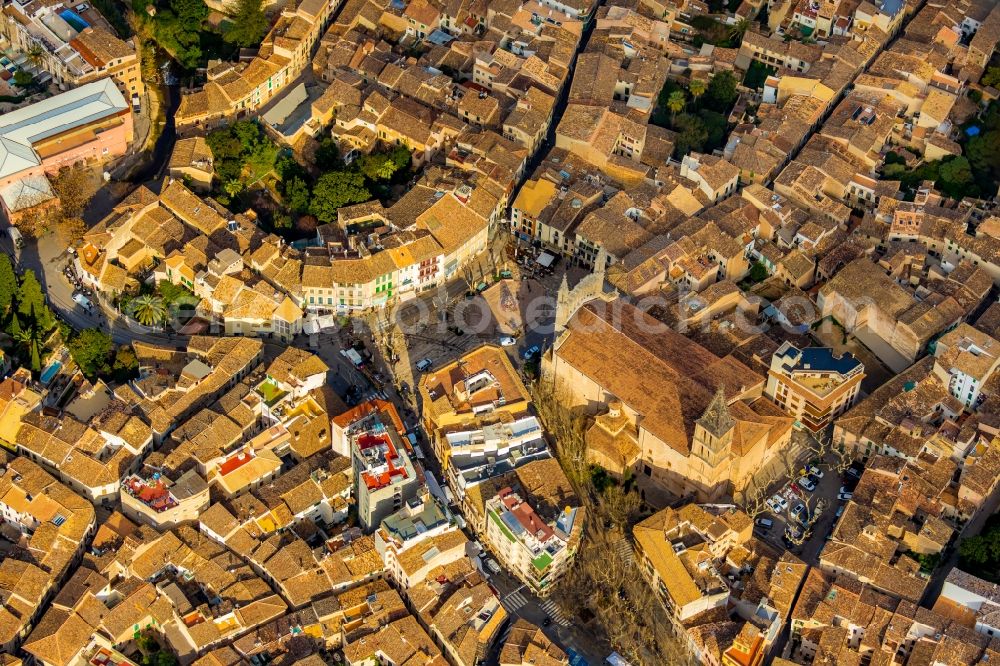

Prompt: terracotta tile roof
[343,615,442,665]
[70,27,134,67]
[554,300,763,453]
[169,136,214,172]
[499,618,567,665]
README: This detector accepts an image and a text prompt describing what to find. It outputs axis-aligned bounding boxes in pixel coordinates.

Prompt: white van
[8,227,23,249]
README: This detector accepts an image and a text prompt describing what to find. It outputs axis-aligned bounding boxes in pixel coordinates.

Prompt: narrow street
[16,231,189,346]
[125,84,180,185]
[921,486,1000,607]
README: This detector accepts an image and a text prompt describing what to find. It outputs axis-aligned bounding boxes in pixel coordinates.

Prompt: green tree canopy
[113,346,140,382]
[688,78,706,104]
[7,311,20,339]
[145,0,209,70]
[283,176,311,214]
[224,0,268,47]
[743,60,777,90]
[13,312,45,372]
[310,171,371,223]
[388,144,411,171]
[206,131,242,167]
[276,154,309,183]
[666,90,686,123]
[704,71,739,112]
[232,120,261,152]
[967,130,1000,187]
[937,156,977,200]
[206,121,277,195]
[357,152,405,181]
[13,70,33,87]
[673,113,709,157]
[982,66,1000,89]
[17,270,54,332]
[957,515,1000,581]
[960,535,991,565]
[130,295,167,327]
[729,18,750,41]
[698,109,729,153]
[68,329,114,379]
[0,254,16,315]
[314,136,344,172]
[243,140,278,186]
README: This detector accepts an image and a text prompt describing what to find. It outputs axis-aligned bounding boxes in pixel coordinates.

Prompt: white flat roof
[0,78,129,179]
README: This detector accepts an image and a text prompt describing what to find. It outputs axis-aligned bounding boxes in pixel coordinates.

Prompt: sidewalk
[110,86,161,181]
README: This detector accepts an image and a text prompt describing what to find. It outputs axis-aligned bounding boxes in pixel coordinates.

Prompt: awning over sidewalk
[303,314,337,335]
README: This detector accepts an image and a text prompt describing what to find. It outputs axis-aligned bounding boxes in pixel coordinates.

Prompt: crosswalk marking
[614,537,634,565]
[503,590,529,612]
[540,598,570,626]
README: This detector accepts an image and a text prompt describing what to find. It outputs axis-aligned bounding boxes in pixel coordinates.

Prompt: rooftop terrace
[356,427,411,491]
[122,474,178,512]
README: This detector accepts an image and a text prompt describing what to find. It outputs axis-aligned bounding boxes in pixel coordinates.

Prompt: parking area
[752,456,864,563]
[383,247,589,395]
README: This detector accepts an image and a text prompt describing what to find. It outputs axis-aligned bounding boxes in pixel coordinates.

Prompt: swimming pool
[60,9,89,32]
[40,360,62,385]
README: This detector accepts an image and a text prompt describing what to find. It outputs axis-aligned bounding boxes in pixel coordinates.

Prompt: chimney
[608,398,622,418]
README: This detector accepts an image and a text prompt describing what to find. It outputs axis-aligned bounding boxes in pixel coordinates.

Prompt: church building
[542,255,794,502]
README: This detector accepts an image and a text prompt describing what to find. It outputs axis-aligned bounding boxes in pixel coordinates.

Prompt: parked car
[498,335,517,347]
[807,473,821,485]
[485,558,502,575]
[522,345,540,360]
[845,465,863,480]
[755,518,773,530]
[72,292,92,310]
[766,494,788,513]
[416,358,433,372]
[790,482,802,496]
[797,476,816,492]
[838,492,853,501]
[791,503,810,525]
[839,486,854,495]
[806,464,824,478]
[835,505,844,518]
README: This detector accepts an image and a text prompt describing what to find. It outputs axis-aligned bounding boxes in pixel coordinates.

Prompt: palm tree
[688,79,707,110]
[131,295,167,327]
[223,179,244,199]
[25,43,45,71]
[14,321,45,372]
[667,90,686,125]
[729,18,750,42]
